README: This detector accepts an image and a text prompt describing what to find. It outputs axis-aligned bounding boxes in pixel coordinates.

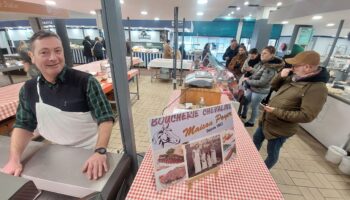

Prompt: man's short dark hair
[231,39,237,43]
[166,39,170,43]
[249,48,258,54]
[29,30,61,50]
[263,46,276,55]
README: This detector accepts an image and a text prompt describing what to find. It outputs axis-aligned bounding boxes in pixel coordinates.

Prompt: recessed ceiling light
[197,0,208,4]
[90,10,96,15]
[281,21,288,24]
[236,7,241,11]
[277,2,282,7]
[228,13,231,16]
[154,17,160,21]
[141,11,148,15]
[231,11,234,14]
[197,12,204,16]
[45,0,56,6]
[312,15,322,20]
[249,14,252,17]
[120,0,124,4]
[244,1,249,6]
[326,23,335,27]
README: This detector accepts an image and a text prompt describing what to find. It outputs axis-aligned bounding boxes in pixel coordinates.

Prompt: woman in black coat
[93,37,104,61]
[82,36,93,63]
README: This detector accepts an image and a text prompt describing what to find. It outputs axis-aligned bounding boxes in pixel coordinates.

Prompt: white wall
[67,28,84,39]
[280,24,295,36]
[124,30,160,42]
[0,31,10,53]
[84,29,99,40]
[7,29,33,41]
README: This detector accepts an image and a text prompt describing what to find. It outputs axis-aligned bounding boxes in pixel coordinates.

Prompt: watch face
[95,148,107,154]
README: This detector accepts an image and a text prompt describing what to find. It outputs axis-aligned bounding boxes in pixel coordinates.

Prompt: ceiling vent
[248,4,260,7]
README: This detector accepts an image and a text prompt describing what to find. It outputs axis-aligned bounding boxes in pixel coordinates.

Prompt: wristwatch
[94,147,107,155]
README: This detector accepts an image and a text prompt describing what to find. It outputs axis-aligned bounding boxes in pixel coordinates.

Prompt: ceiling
[1,0,350,29]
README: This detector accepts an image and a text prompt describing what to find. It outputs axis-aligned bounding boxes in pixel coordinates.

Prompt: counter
[300,93,350,148]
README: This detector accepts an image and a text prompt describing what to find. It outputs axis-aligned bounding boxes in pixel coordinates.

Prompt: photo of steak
[158,154,184,164]
[159,166,186,184]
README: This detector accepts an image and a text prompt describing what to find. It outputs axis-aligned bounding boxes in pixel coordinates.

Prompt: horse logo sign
[152,123,180,148]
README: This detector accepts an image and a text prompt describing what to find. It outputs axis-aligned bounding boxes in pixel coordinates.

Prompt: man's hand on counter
[1,159,23,176]
[82,153,108,180]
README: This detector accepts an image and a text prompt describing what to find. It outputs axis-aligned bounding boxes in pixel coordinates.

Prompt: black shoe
[244,122,254,127]
[241,115,247,119]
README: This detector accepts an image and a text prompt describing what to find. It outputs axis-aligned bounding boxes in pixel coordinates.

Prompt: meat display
[159,166,186,184]
[158,154,184,164]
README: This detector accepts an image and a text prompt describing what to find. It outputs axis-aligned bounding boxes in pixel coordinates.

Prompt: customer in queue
[241,46,284,127]
[253,51,329,169]
[1,30,114,180]
[222,39,239,68]
[228,45,248,80]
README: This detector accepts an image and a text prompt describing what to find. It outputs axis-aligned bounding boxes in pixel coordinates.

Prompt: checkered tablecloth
[126,91,283,200]
[0,82,24,121]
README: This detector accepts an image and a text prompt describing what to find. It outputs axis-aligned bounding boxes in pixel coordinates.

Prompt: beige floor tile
[298,187,325,200]
[283,194,306,200]
[278,184,301,195]
[324,198,344,200]
[292,178,315,187]
[319,189,342,198]
[323,174,348,182]
[337,189,350,199]
[271,169,295,185]
[287,171,308,179]
[330,181,350,190]
[306,173,334,189]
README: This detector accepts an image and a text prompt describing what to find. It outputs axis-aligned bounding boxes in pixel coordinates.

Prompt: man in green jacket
[253,51,329,169]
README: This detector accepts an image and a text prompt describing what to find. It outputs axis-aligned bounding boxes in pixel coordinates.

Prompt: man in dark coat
[82,36,93,63]
[223,39,239,68]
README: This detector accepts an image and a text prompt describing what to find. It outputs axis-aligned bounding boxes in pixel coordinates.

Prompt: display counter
[300,92,350,148]
[126,90,283,199]
[0,135,131,199]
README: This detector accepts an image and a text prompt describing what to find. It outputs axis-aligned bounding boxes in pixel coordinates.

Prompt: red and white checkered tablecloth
[126,90,283,200]
[0,82,24,121]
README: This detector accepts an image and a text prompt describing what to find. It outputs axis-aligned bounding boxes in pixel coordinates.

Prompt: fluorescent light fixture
[45,0,56,6]
[277,2,282,7]
[141,11,148,15]
[312,15,322,20]
[90,10,96,15]
[154,17,160,21]
[197,12,204,16]
[244,1,249,6]
[281,21,288,24]
[197,0,208,4]
[120,0,124,4]
[236,7,241,11]
[326,23,335,27]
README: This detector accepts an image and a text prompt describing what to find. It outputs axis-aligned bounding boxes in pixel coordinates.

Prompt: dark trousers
[253,126,287,169]
[85,56,93,63]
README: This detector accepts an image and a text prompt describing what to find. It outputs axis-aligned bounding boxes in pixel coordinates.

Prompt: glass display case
[327,55,350,104]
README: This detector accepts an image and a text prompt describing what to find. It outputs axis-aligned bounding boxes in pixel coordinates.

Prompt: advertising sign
[149,103,236,190]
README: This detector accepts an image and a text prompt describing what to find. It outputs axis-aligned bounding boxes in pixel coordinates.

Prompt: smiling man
[1,30,114,180]
[252,51,329,169]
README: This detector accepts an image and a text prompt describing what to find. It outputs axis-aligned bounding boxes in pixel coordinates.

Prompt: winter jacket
[222,46,239,68]
[261,67,329,140]
[245,57,285,94]
[93,41,104,59]
[163,44,172,59]
[228,53,248,80]
[241,54,261,77]
[82,39,93,57]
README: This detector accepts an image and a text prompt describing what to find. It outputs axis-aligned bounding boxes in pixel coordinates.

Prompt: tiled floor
[1,69,350,199]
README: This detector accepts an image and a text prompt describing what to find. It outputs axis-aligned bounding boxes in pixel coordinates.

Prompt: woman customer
[237,48,260,117]
[92,37,104,60]
[17,40,39,78]
[228,45,248,80]
[241,46,285,127]
[202,43,211,66]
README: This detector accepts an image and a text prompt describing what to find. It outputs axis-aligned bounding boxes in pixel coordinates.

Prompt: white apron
[193,149,201,174]
[211,148,217,164]
[35,78,98,149]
